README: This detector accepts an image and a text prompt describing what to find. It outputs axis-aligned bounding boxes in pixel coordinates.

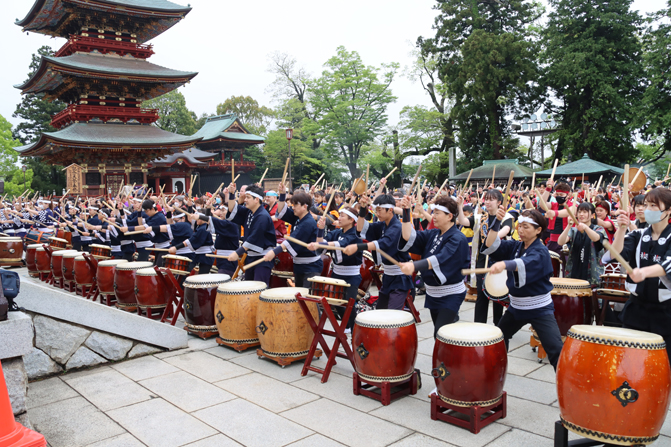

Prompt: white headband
[430,204,451,214]
[341,209,358,220]
[174,213,185,218]
[518,216,538,226]
[246,191,263,200]
[375,204,395,209]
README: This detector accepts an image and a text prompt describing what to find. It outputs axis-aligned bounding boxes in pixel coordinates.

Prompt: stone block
[85,331,133,361]
[66,369,153,412]
[26,377,78,410]
[65,346,107,370]
[388,433,454,447]
[110,355,179,382]
[0,312,33,359]
[140,371,236,413]
[14,412,33,430]
[181,434,246,447]
[127,343,161,358]
[34,315,91,364]
[1,357,28,415]
[163,351,250,383]
[23,348,62,380]
[84,433,146,447]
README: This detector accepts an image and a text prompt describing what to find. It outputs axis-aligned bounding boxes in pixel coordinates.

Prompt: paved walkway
[24,292,671,447]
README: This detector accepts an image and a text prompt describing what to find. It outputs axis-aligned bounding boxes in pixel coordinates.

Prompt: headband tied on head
[341,209,358,220]
[246,191,263,200]
[430,204,451,215]
[375,204,395,209]
[518,216,538,226]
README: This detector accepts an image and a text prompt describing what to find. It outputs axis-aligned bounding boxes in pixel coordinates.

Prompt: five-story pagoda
[14,0,201,196]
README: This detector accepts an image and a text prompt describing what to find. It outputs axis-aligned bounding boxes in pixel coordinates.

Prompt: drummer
[557,202,606,284]
[482,207,564,369]
[145,209,194,262]
[121,198,151,262]
[139,199,170,267]
[611,187,671,361]
[307,206,363,330]
[168,213,214,274]
[343,194,413,310]
[206,199,240,276]
[266,184,322,288]
[398,195,469,337]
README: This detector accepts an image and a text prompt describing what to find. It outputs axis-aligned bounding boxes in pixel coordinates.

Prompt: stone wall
[1,312,34,428]
[23,313,164,381]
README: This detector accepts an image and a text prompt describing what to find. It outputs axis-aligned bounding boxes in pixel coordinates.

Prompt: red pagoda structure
[14,0,201,196]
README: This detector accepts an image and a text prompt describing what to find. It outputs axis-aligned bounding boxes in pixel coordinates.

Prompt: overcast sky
[1,0,668,134]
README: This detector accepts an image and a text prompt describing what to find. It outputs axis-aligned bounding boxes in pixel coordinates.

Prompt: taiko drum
[352,310,418,382]
[0,237,24,265]
[557,325,671,446]
[25,230,48,245]
[61,251,83,281]
[270,251,293,288]
[114,261,153,310]
[550,278,594,335]
[50,250,78,279]
[96,259,128,295]
[256,287,318,359]
[90,244,112,260]
[135,267,172,311]
[35,246,50,273]
[48,237,68,250]
[432,322,507,407]
[357,252,376,298]
[182,274,231,334]
[163,254,192,275]
[74,255,96,286]
[25,244,43,277]
[214,281,267,346]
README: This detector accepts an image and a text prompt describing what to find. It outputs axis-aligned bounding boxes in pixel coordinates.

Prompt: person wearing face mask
[558,202,606,284]
[594,201,615,243]
[610,188,671,363]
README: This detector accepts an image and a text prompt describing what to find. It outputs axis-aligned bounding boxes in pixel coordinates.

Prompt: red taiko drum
[163,254,192,275]
[600,273,626,292]
[135,267,172,311]
[320,253,331,277]
[558,325,671,446]
[352,310,418,382]
[74,255,96,286]
[25,230,48,245]
[183,274,231,335]
[35,246,50,273]
[308,276,349,300]
[432,322,507,407]
[114,261,153,310]
[96,259,128,295]
[90,244,112,260]
[550,278,594,335]
[61,229,73,246]
[25,244,42,277]
[270,251,293,288]
[50,250,78,279]
[48,237,68,250]
[61,251,84,282]
[357,252,376,298]
[549,250,562,277]
[0,237,24,265]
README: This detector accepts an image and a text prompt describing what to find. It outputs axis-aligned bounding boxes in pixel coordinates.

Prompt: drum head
[0,237,23,242]
[484,272,509,298]
[51,250,79,257]
[183,273,231,288]
[98,259,129,266]
[308,276,350,287]
[90,244,110,250]
[218,280,267,294]
[164,254,192,262]
[436,322,503,346]
[136,267,158,276]
[63,251,85,258]
[116,261,154,271]
[355,309,415,328]
[259,287,309,302]
[74,255,86,261]
[549,250,561,260]
[27,244,43,249]
[49,237,68,243]
[568,324,665,348]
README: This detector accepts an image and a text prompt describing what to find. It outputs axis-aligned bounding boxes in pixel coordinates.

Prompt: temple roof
[16,53,197,102]
[16,122,202,158]
[17,0,191,42]
[193,114,265,144]
[151,147,217,167]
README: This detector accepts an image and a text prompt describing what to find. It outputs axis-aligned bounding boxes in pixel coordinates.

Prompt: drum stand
[157,267,186,327]
[296,293,354,383]
[82,254,100,302]
[553,421,623,447]
[430,391,507,434]
[404,291,421,323]
[353,369,420,406]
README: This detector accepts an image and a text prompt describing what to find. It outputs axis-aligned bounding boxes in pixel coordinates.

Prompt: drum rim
[164,254,192,261]
[354,309,415,328]
[183,273,231,288]
[48,237,68,242]
[0,237,24,242]
[357,371,415,383]
[136,267,160,276]
[217,281,267,294]
[26,244,44,249]
[116,261,154,271]
[98,259,130,266]
[567,326,666,350]
[63,252,85,258]
[308,276,350,287]
[560,416,659,445]
[259,287,309,302]
[51,250,79,257]
[438,391,503,408]
[436,322,504,346]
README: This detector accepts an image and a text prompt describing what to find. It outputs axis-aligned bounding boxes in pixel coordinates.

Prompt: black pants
[377,289,408,310]
[136,248,149,262]
[331,273,361,330]
[121,251,134,262]
[497,310,563,370]
[294,271,319,289]
[71,237,81,251]
[475,274,503,325]
[430,308,459,338]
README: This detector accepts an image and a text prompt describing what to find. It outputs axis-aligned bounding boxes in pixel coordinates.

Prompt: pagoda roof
[534,154,624,177]
[16,53,197,102]
[17,0,191,42]
[16,122,202,161]
[151,147,217,167]
[193,114,265,145]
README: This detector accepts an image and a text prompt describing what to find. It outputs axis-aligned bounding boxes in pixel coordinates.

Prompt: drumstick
[623,164,630,216]
[233,174,241,183]
[259,167,269,185]
[377,248,401,268]
[460,169,474,196]
[284,235,344,252]
[595,175,603,194]
[313,173,325,189]
[322,186,338,219]
[123,230,145,236]
[409,163,422,194]
[243,257,267,271]
[147,248,171,252]
[666,163,671,180]
[206,253,239,259]
[231,159,235,183]
[281,157,290,185]
[602,241,634,275]
[436,178,449,197]
[461,268,492,275]
[501,170,515,209]
[231,253,247,280]
[550,159,559,182]
[535,188,551,212]
[383,167,398,180]
[491,165,496,186]
[365,164,370,188]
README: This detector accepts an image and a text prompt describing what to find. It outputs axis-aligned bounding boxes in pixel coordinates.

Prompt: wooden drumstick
[313,173,325,189]
[409,163,422,194]
[549,159,559,182]
[231,253,247,280]
[501,170,515,209]
[243,257,267,271]
[623,164,630,216]
[281,157,290,185]
[231,159,235,183]
[602,241,634,275]
[630,167,644,191]
[461,268,492,275]
[535,188,551,212]
[148,248,172,252]
[259,167,269,185]
[377,248,401,268]
[383,167,398,180]
[285,235,345,251]
[436,178,449,197]
[233,174,241,183]
[206,253,238,259]
[123,230,145,236]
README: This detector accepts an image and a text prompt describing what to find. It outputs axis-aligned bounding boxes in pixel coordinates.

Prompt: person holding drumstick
[398,195,470,337]
[307,206,363,331]
[557,202,606,284]
[265,183,322,288]
[610,188,671,361]
[482,207,564,369]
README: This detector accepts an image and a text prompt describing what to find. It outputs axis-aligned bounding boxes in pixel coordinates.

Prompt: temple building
[14,0,201,196]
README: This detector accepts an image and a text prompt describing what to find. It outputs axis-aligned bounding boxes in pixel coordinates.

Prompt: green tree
[262,129,323,186]
[0,114,34,196]
[143,89,198,136]
[640,1,671,160]
[310,46,398,179]
[542,0,644,165]
[419,0,544,168]
[215,96,275,136]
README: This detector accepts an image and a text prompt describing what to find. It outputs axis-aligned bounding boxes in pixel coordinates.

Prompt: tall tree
[542,0,644,164]
[419,0,544,169]
[215,96,274,136]
[310,46,398,179]
[0,114,34,196]
[142,89,198,136]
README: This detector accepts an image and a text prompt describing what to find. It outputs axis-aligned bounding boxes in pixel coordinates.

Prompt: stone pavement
[24,295,671,447]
